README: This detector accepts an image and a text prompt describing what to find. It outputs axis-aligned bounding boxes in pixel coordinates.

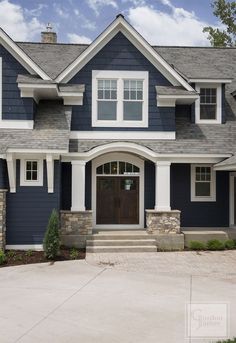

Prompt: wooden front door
[96,176,139,225]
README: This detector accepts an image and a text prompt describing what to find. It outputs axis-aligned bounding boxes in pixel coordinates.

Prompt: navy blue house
[0,14,235,251]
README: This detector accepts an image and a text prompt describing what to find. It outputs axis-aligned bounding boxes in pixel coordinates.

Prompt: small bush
[224,239,235,250]
[70,248,79,260]
[25,249,33,257]
[189,241,206,250]
[216,338,236,343]
[207,239,225,251]
[0,250,6,265]
[6,250,16,258]
[43,209,60,260]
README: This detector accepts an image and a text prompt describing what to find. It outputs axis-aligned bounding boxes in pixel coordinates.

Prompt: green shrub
[70,248,79,260]
[207,239,225,251]
[0,250,6,265]
[189,241,206,250]
[25,249,33,257]
[216,338,236,343]
[224,239,235,250]
[6,250,16,258]
[43,209,60,260]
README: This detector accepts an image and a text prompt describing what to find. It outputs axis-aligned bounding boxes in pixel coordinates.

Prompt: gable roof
[0,28,51,80]
[51,15,193,91]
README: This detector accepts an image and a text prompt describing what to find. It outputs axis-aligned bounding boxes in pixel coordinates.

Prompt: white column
[71,160,86,211]
[46,154,54,193]
[155,161,171,211]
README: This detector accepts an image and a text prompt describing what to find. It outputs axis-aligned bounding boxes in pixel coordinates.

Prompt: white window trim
[191,164,216,202]
[20,159,43,187]
[92,70,148,127]
[195,83,222,124]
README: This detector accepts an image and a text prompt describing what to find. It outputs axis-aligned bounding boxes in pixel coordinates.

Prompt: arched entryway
[92,152,144,229]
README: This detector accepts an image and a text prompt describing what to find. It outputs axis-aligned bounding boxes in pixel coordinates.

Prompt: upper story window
[92,70,148,127]
[20,159,43,187]
[195,84,222,124]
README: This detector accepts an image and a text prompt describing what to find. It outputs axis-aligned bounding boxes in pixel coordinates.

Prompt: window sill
[191,196,216,202]
[92,120,148,128]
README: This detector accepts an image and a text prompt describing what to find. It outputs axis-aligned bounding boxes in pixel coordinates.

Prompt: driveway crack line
[14,267,107,342]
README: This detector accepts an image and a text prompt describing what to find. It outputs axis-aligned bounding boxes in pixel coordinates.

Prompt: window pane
[123,102,142,120]
[124,90,129,100]
[97,165,103,174]
[111,161,118,174]
[98,90,103,99]
[103,163,110,174]
[26,171,31,180]
[133,165,139,173]
[26,161,32,171]
[137,91,143,100]
[98,101,117,120]
[32,171,38,180]
[126,163,133,173]
[32,161,38,170]
[200,104,216,120]
[196,182,211,197]
[119,162,125,174]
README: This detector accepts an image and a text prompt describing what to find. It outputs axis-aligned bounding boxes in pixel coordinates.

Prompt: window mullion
[117,78,123,124]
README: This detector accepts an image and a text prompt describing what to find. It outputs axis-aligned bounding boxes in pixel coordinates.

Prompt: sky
[0,0,229,46]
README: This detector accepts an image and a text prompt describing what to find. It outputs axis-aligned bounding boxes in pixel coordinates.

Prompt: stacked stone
[0,190,7,251]
[146,210,181,234]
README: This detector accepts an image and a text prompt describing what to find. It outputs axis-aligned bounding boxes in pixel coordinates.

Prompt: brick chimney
[41,23,57,43]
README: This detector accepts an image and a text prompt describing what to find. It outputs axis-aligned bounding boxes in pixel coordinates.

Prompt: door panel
[96,176,139,225]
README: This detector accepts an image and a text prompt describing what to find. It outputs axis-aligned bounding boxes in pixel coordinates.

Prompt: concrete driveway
[0,251,236,343]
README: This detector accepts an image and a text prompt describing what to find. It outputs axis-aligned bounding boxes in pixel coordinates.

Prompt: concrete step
[87,239,156,247]
[90,233,149,240]
[182,230,228,248]
[86,245,157,253]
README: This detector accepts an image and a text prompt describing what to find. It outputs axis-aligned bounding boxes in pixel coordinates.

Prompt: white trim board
[92,152,145,229]
[70,131,175,140]
[0,28,50,80]
[5,245,43,251]
[55,15,194,92]
[229,172,236,226]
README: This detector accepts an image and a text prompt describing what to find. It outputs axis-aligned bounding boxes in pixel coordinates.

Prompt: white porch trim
[71,160,86,211]
[5,244,43,251]
[92,152,145,229]
[6,153,16,193]
[229,172,236,226]
[155,161,171,211]
[70,131,175,140]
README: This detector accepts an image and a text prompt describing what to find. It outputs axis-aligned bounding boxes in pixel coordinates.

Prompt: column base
[146,209,181,234]
[60,210,93,248]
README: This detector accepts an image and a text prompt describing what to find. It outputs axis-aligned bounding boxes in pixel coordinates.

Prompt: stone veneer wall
[146,210,181,234]
[60,211,93,248]
[0,190,7,251]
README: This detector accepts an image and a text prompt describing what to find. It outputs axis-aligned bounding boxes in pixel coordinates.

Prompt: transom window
[191,165,216,202]
[25,161,38,181]
[200,88,217,120]
[92,70,148,127]
[96,161,140,175]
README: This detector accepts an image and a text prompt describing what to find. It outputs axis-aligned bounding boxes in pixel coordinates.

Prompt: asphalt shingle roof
[0,101,71,153]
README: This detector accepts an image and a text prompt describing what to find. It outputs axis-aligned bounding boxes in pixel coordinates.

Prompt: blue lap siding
[70,32,175,132]
[6,160,61,245]
[170,164,229,227]
[0,44,35,120]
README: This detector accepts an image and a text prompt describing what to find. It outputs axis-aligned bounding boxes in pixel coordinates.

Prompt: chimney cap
[46,23,53,32]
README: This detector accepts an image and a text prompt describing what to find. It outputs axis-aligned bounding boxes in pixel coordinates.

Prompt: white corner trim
[229,172,236,226]
[46,154,54,193]
[20,158,44,187]
[92,70,149,128]
[71,160,86,211]
[6,153,16,193]
[195,83,222,124]
[70,131,175,140]
[92,152,144,229]
[191,164,216,202]
[5,244,43,251]
[0,29,50,80]
[55,16,194,92]
[155,161,171,211]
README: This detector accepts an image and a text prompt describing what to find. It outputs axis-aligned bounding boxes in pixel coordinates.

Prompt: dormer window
[92,70,148,127]
[195,84,222,124]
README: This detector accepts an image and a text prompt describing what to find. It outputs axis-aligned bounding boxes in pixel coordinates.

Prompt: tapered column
[155,161,171,211]
[71,160,86,211]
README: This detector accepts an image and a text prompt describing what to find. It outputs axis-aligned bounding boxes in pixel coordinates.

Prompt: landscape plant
[43,209,60,260]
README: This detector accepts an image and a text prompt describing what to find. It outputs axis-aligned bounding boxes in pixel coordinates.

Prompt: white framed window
[191,164,216,202]
[195,83,222,124]
[20,159,43,186]
[92,70,148,127]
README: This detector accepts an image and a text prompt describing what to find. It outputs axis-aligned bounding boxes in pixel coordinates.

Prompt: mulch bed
[0,248,86,268]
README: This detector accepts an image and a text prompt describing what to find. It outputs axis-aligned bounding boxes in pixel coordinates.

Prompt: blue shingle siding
[70,32,175,132]
[60,162,91,211]
[0,44,35,120]
[0,159,8,189]
[170,164,229,227]
[6,160,61,245]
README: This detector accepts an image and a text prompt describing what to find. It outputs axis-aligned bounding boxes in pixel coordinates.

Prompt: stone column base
[60,210,93,249]
[0,190,7,251]
[146,209,181,234]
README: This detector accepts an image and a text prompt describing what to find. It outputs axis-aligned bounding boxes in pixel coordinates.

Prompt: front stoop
[86,231,157,253]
